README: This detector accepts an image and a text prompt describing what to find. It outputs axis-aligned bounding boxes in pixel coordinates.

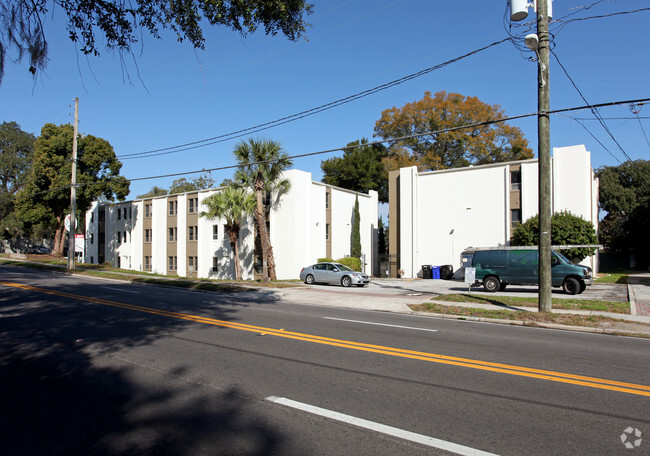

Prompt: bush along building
[388,145,599,278]
[85,169,379,280]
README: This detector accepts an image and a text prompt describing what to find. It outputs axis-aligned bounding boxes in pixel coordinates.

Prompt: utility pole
[511,0,553,312]
[67,97,79,272]
[536,0,552,313]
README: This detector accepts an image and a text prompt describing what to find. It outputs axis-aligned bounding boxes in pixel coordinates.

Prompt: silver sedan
[300,262,370,287]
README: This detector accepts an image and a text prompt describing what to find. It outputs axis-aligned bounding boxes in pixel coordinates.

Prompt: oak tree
[374,91,533,172]
[1,0,313,84]
[15,123,129,255]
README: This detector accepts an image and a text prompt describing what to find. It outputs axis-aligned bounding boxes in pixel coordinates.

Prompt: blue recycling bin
[431,266,441,279]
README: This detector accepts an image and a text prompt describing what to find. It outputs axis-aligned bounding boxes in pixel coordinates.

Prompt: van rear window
[472,250,507,267]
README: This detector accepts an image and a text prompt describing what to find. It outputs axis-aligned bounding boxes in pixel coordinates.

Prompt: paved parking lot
[303,278,629,302]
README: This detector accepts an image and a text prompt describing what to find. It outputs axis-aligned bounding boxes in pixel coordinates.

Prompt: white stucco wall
[397,145,599,277]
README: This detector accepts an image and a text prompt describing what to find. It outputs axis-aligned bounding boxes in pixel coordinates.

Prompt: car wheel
[562,277,580,295]
[483,276,500,292]
[341,276,352,287]
[305,274,315,285]
[579,282,587,294]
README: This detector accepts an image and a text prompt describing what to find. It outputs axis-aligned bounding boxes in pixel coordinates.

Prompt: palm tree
[200,186,256,280]
[232,138,292,280]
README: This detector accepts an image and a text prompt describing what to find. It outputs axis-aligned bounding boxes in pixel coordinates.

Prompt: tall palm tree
[200,186,256,280]
[232,138,292,280]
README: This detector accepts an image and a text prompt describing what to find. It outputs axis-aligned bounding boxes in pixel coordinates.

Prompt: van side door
[507,250,539,285]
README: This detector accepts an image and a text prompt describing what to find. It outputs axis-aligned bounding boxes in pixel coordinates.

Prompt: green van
[465,247,593,295]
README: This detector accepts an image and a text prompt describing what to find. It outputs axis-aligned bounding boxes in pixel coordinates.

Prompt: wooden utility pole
[67,97,79,271]
[537,0,552,312]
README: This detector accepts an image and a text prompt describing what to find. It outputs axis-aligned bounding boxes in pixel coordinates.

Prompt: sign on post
[464,267,476,294]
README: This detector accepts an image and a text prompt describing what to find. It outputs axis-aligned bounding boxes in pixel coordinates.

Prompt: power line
[36,96,647,198]
[551,49,632,162]
[117,37,514,160]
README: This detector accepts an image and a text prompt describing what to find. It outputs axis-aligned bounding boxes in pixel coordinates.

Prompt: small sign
[464,267,476,284]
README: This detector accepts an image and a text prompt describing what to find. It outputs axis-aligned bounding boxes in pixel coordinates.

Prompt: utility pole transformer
[67,97,79,271]
[536,0,552,313]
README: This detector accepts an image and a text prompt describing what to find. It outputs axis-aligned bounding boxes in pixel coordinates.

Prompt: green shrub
[317,257,334,263]
[336,256,361,271]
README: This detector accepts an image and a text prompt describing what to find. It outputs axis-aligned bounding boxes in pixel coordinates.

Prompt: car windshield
[334,264,353,271]
[553,251,571,264]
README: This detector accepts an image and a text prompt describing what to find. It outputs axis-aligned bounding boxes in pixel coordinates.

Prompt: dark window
[213,225,219,240]
[472,250,508,268]
[510,171,522,190]
[212,257,219,272]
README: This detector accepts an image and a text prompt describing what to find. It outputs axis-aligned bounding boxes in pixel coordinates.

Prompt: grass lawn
[408,302,646,333]
[432,293,630,314]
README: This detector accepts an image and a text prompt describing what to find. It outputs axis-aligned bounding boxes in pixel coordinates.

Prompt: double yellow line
[3,280,650,397]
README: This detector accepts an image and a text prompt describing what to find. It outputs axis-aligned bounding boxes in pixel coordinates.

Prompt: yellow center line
[3,280,649,397]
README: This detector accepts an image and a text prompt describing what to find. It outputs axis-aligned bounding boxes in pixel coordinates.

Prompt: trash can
[440,265,454,280]
[421,265,433,279]
[431,266,441,279]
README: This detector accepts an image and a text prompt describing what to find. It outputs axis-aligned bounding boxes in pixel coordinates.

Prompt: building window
[90,212,94,223]
[168,256,177,271]
[145,204,152,218]
[188,226,198,241]
[129,207,132,219]
[168,227,177,242]
[213,224,219,240]
[123,231,128,243]
[116,232,121,244]
[91,256,94,264]
[212,257,219,272]
[326,223,330,241]
[325,192,329,209]
[117,209,121,220]
[98,210,105,222]
[90,233,94,244]
[511,209,522,229]
[510,170,522,191]
[188,197,198,214]
[145,229,152,243]
[188,256,197,272]
[169,201,177,216]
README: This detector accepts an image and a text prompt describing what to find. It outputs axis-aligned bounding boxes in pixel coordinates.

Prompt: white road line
[266,396,499,456]
[323,317,438,332]
[101,286,139,294]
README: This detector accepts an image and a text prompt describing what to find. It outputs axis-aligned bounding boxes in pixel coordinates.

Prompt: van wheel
[483,276,500,292]
[562,277,580,295]
[578,282,586,294]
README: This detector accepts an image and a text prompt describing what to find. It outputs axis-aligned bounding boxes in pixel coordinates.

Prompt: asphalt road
[1,265,648,456]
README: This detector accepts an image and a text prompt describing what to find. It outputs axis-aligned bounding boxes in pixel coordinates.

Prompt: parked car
[464,247,593,295]
[26,245,50,254]
[300,262,370,287]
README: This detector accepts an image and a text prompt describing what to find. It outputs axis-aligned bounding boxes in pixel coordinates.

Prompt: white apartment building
[85,169,379,280]
[388,144,599,278]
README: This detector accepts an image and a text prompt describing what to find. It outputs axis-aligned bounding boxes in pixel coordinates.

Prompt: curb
[410,311,650,338]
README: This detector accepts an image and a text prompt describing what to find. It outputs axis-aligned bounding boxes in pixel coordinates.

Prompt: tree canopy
[0,0,313,84]
[321,139,388,203]
[0,121,35,237]
[15,123,129,254]
[511,211,598,262]
[374,91,533,172]
[596,160,650,267]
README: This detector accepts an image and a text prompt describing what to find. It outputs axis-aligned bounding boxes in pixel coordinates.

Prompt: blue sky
[1,0,649,202]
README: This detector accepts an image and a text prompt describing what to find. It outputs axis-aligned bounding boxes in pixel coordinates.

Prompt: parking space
[302,278,629,302]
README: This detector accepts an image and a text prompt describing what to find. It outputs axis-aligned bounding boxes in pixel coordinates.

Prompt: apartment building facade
[389,144,599,278]
[85,169,379,280]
